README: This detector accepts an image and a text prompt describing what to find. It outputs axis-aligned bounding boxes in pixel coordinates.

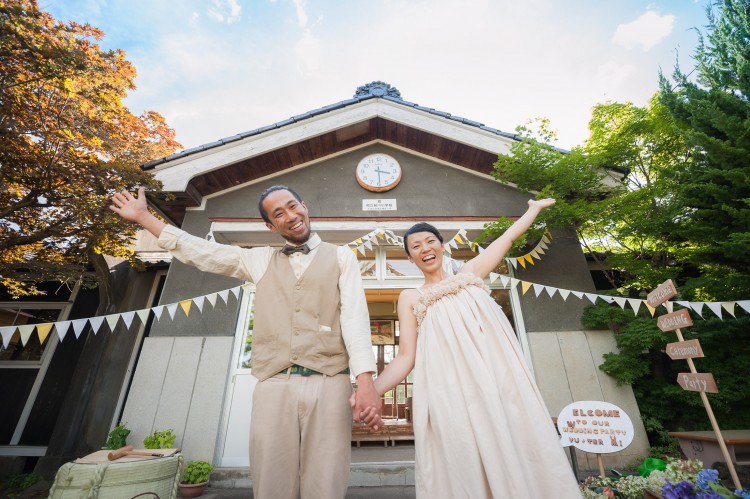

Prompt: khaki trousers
[249,372,353,499]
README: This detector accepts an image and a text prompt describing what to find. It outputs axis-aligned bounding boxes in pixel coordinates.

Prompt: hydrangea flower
[697,469,720,490]
[663,479,697,499]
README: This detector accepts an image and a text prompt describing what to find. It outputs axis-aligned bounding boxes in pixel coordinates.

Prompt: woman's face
[406,231,443,273]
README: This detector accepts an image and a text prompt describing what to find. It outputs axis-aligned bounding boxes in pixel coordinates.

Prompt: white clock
[355,153,402,192]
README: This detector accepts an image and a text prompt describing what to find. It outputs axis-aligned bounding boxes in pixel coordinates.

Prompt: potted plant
[105,422,130,450]
[143,428,176,449]
[178,460,214,498]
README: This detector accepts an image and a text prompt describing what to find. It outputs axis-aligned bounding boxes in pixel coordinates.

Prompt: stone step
[210,461,416,489]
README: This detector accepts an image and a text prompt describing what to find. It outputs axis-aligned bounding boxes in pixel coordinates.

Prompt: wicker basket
[49,454,183,499]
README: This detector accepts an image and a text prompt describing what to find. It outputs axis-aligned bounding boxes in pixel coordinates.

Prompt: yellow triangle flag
[645,303,656,317]
[355,238,363,244]
[517,257,527,269]
[454,234,465,245]
[525,254,535,266]
[521,281,532,295]
[37,323,54,345]
[179,299,192,317]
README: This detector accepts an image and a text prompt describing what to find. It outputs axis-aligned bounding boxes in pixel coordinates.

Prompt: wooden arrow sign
[657,309,693,332]
[677,373,718,393]
[647,279,677,308]
[666,339,704,360]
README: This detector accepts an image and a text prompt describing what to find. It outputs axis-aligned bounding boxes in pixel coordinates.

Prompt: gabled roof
[143,82,546,225]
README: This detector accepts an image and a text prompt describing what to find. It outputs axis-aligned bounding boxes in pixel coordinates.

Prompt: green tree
[0,0,181,307]
[492,92,750,450]
[659,0,750,300]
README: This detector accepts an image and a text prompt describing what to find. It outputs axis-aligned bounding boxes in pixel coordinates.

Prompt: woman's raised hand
[528,198,556,210]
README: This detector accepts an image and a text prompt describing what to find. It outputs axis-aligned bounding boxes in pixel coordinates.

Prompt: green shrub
[143,428,176,449]
[105,422,130,450]
[181,460,214,484]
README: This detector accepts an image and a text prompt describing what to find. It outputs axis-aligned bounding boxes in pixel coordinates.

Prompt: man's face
[262,189,312,245]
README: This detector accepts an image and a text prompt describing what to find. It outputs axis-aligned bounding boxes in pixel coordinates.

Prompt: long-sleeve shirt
[157,225,376,376]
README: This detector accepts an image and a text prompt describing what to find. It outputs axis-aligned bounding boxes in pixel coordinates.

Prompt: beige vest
[251,242,348,381]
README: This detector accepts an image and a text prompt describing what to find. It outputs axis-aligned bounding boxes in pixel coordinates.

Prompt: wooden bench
[668,430,750,466]
[351,421,414,447]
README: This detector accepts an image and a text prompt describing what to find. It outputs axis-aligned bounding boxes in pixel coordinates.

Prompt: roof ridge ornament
[354,81,402,99]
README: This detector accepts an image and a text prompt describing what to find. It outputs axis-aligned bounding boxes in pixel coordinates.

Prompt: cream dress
[411,273,581,498]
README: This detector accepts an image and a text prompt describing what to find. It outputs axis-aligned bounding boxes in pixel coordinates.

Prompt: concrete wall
[121,336,234,463]
[529,329,650,470]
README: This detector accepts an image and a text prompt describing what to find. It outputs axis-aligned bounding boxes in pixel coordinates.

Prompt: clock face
[356,153,402,192]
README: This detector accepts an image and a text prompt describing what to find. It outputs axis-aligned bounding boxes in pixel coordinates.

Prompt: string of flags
[3,230,749,350]
[344,226,553,270]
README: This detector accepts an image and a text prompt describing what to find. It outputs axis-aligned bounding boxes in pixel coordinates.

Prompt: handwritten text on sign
[677,373,718,393]
[666,339,704,360]
[556,401,634,454]
[647,279,677,308]
[657,309,694,332]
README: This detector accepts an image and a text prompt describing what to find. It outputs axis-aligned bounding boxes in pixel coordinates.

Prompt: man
[110,185,382,499]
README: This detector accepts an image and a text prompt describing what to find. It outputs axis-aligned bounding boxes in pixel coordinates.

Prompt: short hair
[258,185,303,224]
[403,222,444,256]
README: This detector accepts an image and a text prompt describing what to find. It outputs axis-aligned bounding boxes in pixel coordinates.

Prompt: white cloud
[612,10,674,51]
[293,0,308,27]
[188,12,199,27]
[208,0,242,24]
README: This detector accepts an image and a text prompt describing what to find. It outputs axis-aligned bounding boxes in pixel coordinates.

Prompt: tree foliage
[491,0,750,450]
[0,0,180,301]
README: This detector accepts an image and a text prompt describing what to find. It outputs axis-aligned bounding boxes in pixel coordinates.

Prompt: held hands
[349,375,383,431]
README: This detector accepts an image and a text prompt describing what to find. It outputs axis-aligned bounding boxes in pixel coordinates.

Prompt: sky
[45,0,710,152]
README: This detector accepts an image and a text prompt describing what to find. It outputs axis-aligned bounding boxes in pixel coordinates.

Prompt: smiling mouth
[290,221,304,230]
[422,255,436,263]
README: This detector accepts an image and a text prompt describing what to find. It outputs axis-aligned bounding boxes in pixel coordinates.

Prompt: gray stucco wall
[516,228,597,332]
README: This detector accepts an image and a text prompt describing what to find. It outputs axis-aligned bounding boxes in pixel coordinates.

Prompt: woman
[360,198,581,498]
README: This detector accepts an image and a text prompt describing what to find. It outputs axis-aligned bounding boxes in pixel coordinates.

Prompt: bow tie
[281,243,311,256]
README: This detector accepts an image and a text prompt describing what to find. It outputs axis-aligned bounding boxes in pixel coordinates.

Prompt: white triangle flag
[738,300,750,314]
[1,326,16,348]
[477,245,485,253]
[458,228,468,237]
[193,296,205,313]
[152,305,165,321]
[489,272,499,283]
[357,245,366,256]
[722,302,736,318]
[121,311,136,330]
[218,290,230,305]
[230,286,241,300]
[676,301,691,308]
[18,325,35,346]
[613,297,627,309]
[585,293,599,304]
[533,283,545,297]
[558,289,571,301]
[89,316,105,334]
[105,314,120,332]
[627,298,642,316]
[571,291,584,299]
[508,258,518,269]
[166,303,179,320]
[690,302,705,318]
[536,246,545,255]
[599,296,614,303]
[499,275,510,287]
[545,286,557,298]
[539,240,549,250]
[206,293,218,308]
[55,321,71,342]
[364,240,373,251]
[705,302,723,320]
[136,309,150,325]
[72,319,88,338]
[509,278,520,289]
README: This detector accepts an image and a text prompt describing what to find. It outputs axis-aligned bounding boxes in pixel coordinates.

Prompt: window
[0,306,66,362]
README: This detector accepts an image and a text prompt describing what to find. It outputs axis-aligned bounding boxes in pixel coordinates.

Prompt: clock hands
[373,166,388,186]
